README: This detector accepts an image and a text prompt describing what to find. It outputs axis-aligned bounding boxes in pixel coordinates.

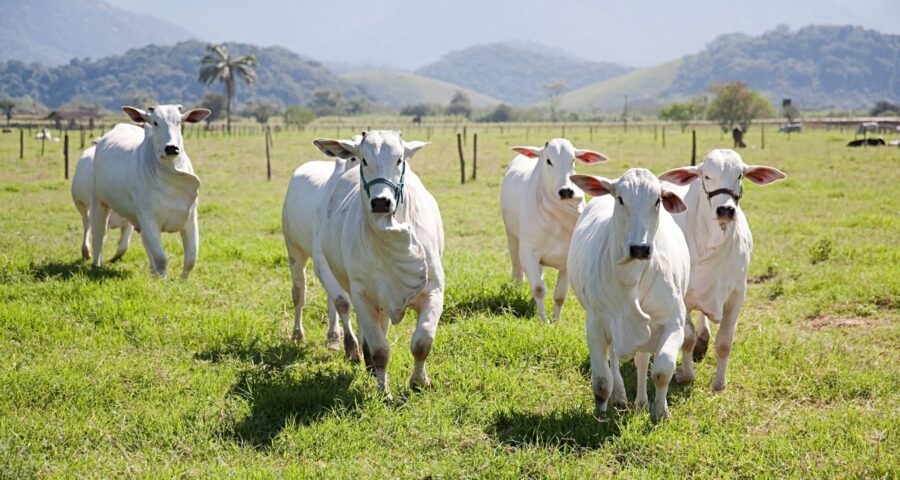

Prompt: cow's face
[313,131,427,221]
[659,149,786,228]
[571,168,686,262]
[512,139,607,202]
[123,105,210,160]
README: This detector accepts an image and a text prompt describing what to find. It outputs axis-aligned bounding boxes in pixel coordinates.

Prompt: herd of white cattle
[70,105,786,422]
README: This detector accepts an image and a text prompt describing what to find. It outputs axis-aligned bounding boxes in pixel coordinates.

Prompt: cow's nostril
[164,145,180,156]
[716,206,736,219]
[629,244,652,259]
[370,198,392,213]
[559,188,574,199]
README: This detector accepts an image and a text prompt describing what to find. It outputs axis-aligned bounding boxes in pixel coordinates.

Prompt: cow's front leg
[609,351,627,408]
[712,293,744,392]
[139,218,168,278]
[180,206,199,279]
[519,251,547,322]
[676,311,697,384]
[409,289,443,390]
[650,317,685,423]
[551,269,569,322]
[586,312,612,415]
[634,352,650,411]
[353,292,392,399]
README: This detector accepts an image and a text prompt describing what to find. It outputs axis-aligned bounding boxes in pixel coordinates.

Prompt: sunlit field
[1,123,897,477]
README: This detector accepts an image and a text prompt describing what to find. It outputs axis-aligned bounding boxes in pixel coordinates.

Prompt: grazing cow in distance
[313,130,444,398]
[659,149,786,391]
[71,144,134,261]
[732,127,746,148]
[91,105,210,278]
[568,168,690,423]
[282,135,361,360]
[500,138,608,322]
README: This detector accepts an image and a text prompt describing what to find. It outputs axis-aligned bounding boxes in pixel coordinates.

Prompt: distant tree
[284,105,316,128]
[120,89,156,108]
[308,89,348,116]
[199,93,227,128]
[782,103,800,123]
[479,103,515,123]
[870,100,899,117]
[400,103,440,117]
[347,96,372,116]
[445,91,472,119]
[0,97,15,126]
[246,100,279,124]
[198,44,258,133]
[659,100,706,132]
[706,82,773,132]
[543,81,567,122]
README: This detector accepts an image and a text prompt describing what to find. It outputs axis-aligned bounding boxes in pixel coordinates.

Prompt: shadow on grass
[195,336,312,370]
[28,259,130,281]
[227,367,362,449]
[488,407,631,450]
[445,283,535,320]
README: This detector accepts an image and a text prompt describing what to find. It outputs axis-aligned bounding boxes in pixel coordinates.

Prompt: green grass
[0,125,898,478]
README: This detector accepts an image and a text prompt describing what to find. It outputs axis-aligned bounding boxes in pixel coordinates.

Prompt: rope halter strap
[359,159,406,214]
[702,179,743,204]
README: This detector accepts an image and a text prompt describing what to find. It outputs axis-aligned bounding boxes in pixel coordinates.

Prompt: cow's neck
[535,182,582,231]
[139,133,200,192]
[687,183,736,259]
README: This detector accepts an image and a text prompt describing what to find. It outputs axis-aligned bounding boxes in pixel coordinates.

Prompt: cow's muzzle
[629,244,652,259]
[370,197,393,213]
[164,145,180,156]
[716,205,736,220]
[558,188,575,200]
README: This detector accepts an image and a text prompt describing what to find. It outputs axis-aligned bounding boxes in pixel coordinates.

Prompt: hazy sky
[106,0,899,68]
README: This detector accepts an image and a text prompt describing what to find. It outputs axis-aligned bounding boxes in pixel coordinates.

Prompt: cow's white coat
[72,145,134,261]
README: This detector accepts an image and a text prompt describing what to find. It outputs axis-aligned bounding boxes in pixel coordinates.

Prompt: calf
[91,105,210,278]
[659,149,786,391]
[313,131,444,398]
[568,168,689,423]
[71,144,134,261]
[282,135,361,359]
[500,138,607,321]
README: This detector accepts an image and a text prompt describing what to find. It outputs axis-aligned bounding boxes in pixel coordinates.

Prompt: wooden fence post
[64,133,70,179]
[265,126,272,181]
[691,129,697,166]
[472,133,478,181]
[41,132,45,157]
[456,133,465,185]
[662,126,666,148]
[20,129,24,160]
[80,126,85,149]
[761,124,766,149]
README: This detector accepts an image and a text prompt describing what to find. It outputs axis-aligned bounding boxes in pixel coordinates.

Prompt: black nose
[370,197,392,213]
[629,244,651,259]
[558,188,574,200]
[164,145,180,156]
[716,205,736,219]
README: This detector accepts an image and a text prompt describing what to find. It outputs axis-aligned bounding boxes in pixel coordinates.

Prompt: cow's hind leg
[505,229,523,284]
[89,200,111,267]
[409,290,443,390]
[520,252,548,322]
[110,223,134,263]
[551,269,569,322]
[76,201,91,260]
[712,294,744,392]
[325,297,343,350]
[650,316,684,423]
[286,243,310,343]
[609,352,627,408]
[634,352,650,411]
[693,313,711,362]
[586,312,612,415]
[676,311,697,384]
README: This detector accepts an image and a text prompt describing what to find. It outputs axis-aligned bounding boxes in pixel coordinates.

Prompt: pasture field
[0,124,897,478]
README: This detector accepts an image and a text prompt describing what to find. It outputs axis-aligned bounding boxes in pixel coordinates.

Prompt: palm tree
[198,44,257,133]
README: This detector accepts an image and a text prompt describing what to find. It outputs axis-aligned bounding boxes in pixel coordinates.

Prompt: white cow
[71,144,134,261]
[659,149,786,391]
[313,130,444,398]
[568,168,690,423]
[91,105,210,278]
[282,135,361,360]
[500,139,607,322]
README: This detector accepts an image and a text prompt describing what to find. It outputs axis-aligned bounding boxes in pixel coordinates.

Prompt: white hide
[659,148,786,391]
[71,145,134,261]
[500,138,607,321]
[91,105,209,278]
[568,168,689,423]
[314,130,444,397]
[282,137,361,358]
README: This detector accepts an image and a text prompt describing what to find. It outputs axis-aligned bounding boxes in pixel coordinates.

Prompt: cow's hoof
[712,379,727,393]
[326,333,342,351]
[409,373,432,391]
[692,336,709,363]
[675,368,695,385]
[291,329,305,343]
[634,396,648,412]
[650,405,670,424]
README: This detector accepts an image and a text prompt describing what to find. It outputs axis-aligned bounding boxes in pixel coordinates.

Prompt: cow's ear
[659,166,701,186]
[511,146,542,158]
[570,174,613,197]
[182,108,211,124]
[313,138,358,160]
[403,140,429,160]
[660,188,688,214]
[743,165,786,185]
[122,106,148,124]
[575,149,608,164]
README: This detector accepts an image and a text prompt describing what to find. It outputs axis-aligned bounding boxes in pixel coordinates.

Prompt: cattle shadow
[579,354,696,406]
[195,336,312,370]
[226,367,362,449]
[28,259,131,281]
[444,283,535,320]
[488,406,633,451]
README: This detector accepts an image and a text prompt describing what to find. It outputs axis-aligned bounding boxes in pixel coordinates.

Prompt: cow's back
[93,124,145,222]
[500,155,537,236]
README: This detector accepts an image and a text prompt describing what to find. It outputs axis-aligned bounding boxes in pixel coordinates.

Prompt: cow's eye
[618,196,624,206]
[546,158,552,166]
[152,121,158,126]
[704,175,710,180]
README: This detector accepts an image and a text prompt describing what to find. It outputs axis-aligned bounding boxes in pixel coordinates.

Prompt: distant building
[46,109,98,129]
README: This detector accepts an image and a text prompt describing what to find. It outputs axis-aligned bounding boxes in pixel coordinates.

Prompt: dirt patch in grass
[807,316,873,330]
